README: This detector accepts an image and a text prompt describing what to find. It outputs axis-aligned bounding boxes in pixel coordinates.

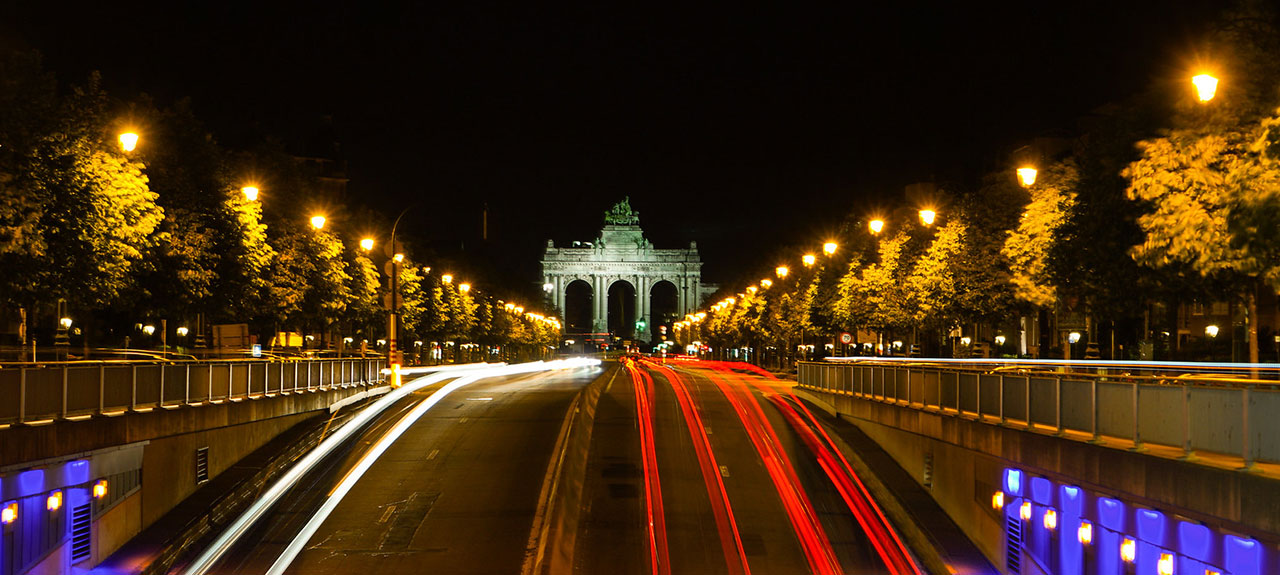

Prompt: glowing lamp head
[360,238,374,251]
[995,335,1006,345]
[441,274,453,284]
[60,317,72,329]
[514,306,524,314]
[1043,509,1057,530]
[960,336,972,346]
[760,279,772,288]
[1192,73,1218,102]
[775,265,789,278]
[1020,501,1032,521]
[992,491,1005,510]
[176,326,188,337]
[93,479,108,499]
[1205,324,1219,338]
[1077,520,1092,545]
[802,254,816,267]
[1068,331,1081,344]
[1158,553,1174,575]
[242,186,259,201]
[0,503,14,524]
[869,219,885,234]
[919,209,937,226]
[459,283,471,293]
[142,324,156,336]
[1017,167,1038,187]
[118,132,139,152]
[1120,538,1136,563]
[822,242,838,255]
[393,253,404,263]
[310,215,326,229]
[746,286,757,295]
[505,303,515,311]
[543,282,554,292]
[46,490,62,512]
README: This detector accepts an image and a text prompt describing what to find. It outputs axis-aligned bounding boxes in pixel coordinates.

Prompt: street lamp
[176,326,189,337]
[310,215,326,230]
[823,242,838,256]
[760,279,772,288]
[1192,73,1219,102]
[242,186,259,201]
[459,283,471,293]
[543,282,554,293]
[802,254,816,267]
[118,132,139,153]
[393,253,404,262]
[775,265,789,279]
[1017,167,1038,187]
[869,219,885,234]
[919,209,936,226]
[442,274,453,284]
[1205,324,1220,338]
[360,238,374,251]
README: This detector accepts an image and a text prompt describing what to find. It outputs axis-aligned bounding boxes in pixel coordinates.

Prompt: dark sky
[4,1,1222,295]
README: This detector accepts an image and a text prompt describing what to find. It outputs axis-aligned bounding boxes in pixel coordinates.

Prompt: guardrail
[798,360,1280,468]
[0,358,387,425]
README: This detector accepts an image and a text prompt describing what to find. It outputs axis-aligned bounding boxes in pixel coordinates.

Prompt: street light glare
[775,265,789,278]
[242,186,259,201]
[360,238,374,251]
[822,242,837,255]
[459,283,471,293]
[919,209,936,226]
[869,219,885,234]
[118,132,139,152]
[1017,167,1038,187]
[442,274,453,284]
[310,215,326,229]
[1192,73,1219,102]
[393,253,404,262]
[802,254,816,267]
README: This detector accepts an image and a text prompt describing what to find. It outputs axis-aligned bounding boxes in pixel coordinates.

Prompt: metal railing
[0,358,386,425]
[797,360,1280,468]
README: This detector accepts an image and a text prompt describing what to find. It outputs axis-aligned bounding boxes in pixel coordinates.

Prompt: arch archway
[607,280,636,340]
[649,280,679,343]
[564,279,593,335]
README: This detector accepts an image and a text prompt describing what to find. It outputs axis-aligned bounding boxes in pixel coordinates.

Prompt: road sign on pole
[840,332,853,345]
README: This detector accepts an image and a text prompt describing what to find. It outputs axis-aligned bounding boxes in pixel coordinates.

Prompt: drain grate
[70,503,92,562]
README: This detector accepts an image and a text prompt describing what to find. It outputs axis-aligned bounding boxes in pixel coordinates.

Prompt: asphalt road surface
[203,359,918,575]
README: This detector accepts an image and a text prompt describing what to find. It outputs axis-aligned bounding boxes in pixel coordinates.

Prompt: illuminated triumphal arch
[541,198,708,344]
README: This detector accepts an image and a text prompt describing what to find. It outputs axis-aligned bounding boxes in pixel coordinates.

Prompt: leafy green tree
[1003,161,1078,309]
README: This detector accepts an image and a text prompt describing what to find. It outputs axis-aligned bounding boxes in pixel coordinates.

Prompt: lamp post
[387,207,412,382]
[118,132,139,153]
[1192,73,1218,102]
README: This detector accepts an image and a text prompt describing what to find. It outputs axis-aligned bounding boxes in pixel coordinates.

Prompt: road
[199,359,918,575]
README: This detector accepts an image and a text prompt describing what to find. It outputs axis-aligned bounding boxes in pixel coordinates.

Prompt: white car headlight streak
[183,359,600,575]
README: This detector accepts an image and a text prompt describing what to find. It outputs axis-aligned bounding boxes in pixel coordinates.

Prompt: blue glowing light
[1059,485,1082,516]
[1004,468,1023,496]
[1030,476,1052,505]
[1178,521,1211,562]
[16,470,44,498]
[1224,536,1260,575]
[1136,508,1166,546]
[65,460,90,485]
[1097,497,1125,531]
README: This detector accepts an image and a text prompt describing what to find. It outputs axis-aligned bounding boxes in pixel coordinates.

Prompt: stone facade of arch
[541,199,707,343]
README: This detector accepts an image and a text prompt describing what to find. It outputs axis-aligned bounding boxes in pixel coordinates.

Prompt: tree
[1003,161,1078,309]
[1124,122,1280,365]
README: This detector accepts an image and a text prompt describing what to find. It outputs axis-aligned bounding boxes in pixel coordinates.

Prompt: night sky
[3,1,1222,296]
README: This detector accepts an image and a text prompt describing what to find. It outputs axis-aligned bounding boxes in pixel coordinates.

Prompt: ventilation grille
[1006,514,1023,574]
[70,503,92,562]
[196,447,210,484]
[922,453,934,489]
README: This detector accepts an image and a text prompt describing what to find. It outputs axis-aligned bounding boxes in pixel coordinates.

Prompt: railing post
[975,374,982,420]
[1130,383,1145,452]
[208,363,213,402]
[998,374,1006,426]
[99,365,106,414]
[1180,383,1196,461]
[185,364,191,405]
[159,363,165,408]
[294,361,300,392]
[131,365,138,411]
[1054,377,1063,435]
[228,362,234,400]
[905,367,911,406]
[18,367,27,423]
[1089,378,1101,444]
[1242,385,1255,471]
[61,365,68,419]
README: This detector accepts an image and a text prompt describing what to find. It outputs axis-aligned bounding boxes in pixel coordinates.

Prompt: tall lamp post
[387,208,413,384]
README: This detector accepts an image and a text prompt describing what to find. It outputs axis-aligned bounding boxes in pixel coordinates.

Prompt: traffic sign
[840,332,853,344]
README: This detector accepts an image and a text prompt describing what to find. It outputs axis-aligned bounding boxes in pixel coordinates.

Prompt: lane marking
[377,505,397,524]
[427,449,439,461]
[467,397,494,401]
[719,465,731,478]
